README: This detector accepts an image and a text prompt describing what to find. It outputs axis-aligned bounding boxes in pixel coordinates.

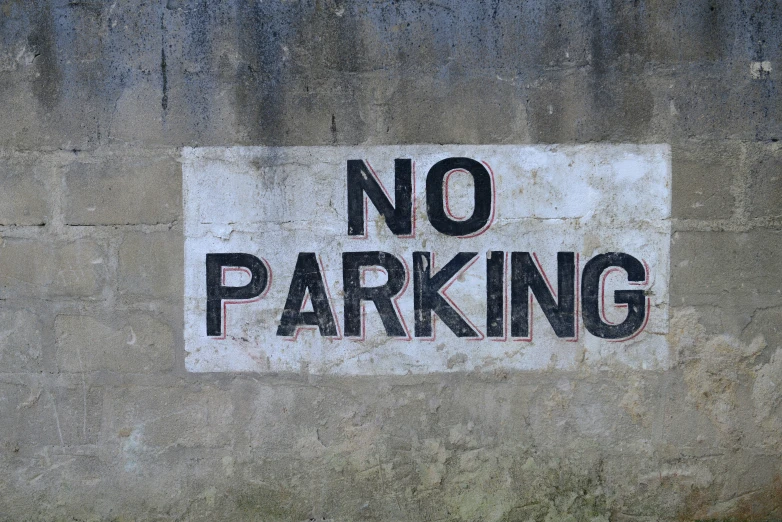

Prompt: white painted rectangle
[183,145,671,374]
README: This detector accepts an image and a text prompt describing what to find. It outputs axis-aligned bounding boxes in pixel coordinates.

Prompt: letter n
[347,159,413,237]
[510,252,576,339]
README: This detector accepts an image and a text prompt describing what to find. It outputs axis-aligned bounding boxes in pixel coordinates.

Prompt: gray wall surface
[1,1,781,520]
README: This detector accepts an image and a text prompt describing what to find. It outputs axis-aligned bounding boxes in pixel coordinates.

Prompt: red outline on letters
[602,258,651,343]
[284,255,343,342]
[490,251,510,342]
[512,252,579,342]
[346,254,411,342]
[420,252,484,341]
[214,259,272,341]
[456,161,496,239]
[444,169,471,221]
[352,160,416,240]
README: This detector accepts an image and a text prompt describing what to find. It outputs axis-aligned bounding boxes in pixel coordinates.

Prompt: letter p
[206,253,270,337]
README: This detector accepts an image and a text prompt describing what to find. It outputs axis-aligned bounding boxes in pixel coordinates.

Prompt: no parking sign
[183,145,670,374]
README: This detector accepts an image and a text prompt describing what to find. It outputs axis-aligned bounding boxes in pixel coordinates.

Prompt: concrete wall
[0,1,780,520]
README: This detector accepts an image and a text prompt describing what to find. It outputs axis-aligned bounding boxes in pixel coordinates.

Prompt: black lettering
[206,253,269,337]
[426,157,492,237]
[347,159,413,237]
[582,253,647,339]
[276,253,338,337]
[486,251,505,338]
[413,251,479,338]
[343,251,407,338]
[510,252,575,338]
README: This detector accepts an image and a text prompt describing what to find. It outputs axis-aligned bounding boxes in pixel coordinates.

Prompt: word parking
[183,145,671,374]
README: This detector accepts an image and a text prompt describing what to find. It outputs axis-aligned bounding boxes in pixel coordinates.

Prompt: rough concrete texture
[0,1,780,520]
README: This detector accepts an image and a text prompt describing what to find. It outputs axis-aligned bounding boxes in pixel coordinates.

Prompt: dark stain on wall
[27,1,61,111]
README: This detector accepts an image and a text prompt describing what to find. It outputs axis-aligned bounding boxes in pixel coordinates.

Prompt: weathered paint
[183,145,671,374]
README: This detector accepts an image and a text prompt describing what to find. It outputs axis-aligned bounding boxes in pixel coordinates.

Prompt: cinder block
[63,154,181,226]
[605,0,733,63]
[386,75,523,145]
[56,314,174,373]
[0,309,44,373]
[0,1,145,150]
[669,69,782,141]
[672,141,738,219]
[0,453,103,519]
[671,230,782,308]
[525,68,654,143]
[745,144,782,219]
[118,231,183,299]
[51,242,107,297]
[0,154,49,225]
[103,386,233,448]
[0,239,106,298]
[0,78,99,151]
[741,307,782,349]
[232,383,303,449]
[0,382,102,448]
[0,38,102,151]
